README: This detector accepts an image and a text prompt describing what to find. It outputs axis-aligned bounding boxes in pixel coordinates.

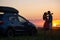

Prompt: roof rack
[0,6,19,13]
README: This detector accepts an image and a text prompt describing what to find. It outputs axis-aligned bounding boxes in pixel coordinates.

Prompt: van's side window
[8,16,18,23]
[9,17,15,21]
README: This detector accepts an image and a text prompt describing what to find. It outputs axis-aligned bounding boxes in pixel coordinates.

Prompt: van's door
[8,16,24,31]
[17,15,29,31]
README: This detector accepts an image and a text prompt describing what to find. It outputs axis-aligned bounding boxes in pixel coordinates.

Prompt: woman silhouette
[43,12,49,31]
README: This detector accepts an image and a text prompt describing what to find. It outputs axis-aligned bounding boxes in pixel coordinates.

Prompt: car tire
[32,30,37,36]
[7,29,15,37]
[28,30,37,36]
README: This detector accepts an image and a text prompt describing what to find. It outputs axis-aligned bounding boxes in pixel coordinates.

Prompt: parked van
[0,6,37,37]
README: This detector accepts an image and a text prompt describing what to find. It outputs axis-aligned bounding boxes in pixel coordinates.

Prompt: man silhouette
[47,11,53,30]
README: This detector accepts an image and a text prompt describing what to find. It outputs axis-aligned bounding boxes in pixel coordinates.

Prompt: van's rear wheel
[7,29,15,37]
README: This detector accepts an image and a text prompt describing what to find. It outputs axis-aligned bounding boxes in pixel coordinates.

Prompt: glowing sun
[53,23,57,27]
[52,20,60,27]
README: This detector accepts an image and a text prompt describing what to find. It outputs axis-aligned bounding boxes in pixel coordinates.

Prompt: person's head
[48,11,53,15]
[48,11,51,14]
[44,12,47,15]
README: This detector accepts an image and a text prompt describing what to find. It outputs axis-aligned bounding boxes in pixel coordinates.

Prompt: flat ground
[0,29,60,40]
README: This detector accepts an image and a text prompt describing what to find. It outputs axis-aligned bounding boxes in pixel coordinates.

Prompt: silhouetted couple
[43,11,53,31]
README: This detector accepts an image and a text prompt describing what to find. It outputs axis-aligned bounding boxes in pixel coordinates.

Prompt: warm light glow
[53,23,56,27]
[52,20,60,27]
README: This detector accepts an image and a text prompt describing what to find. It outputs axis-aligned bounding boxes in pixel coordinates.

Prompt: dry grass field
[0,28,60,40]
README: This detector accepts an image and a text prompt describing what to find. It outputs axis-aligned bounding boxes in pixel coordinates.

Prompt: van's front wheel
[28,30,37,36]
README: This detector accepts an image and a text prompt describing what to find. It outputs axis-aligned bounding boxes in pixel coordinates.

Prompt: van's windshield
[18,15,28,23]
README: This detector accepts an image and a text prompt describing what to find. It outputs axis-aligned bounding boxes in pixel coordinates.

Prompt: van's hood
[28,22,36,28]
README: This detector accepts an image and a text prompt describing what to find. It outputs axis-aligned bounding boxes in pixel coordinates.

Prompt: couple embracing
[43,11,53,31]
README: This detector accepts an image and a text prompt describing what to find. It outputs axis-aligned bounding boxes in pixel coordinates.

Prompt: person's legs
[43,22,46,32]
[49,22,52,30]
[48,22,53,34]
[43,21,49,32]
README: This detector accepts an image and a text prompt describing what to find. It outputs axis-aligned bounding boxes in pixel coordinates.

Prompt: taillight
[0,21,4,24]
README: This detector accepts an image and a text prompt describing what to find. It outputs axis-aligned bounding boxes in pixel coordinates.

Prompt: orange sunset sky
[0,0,60,27]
